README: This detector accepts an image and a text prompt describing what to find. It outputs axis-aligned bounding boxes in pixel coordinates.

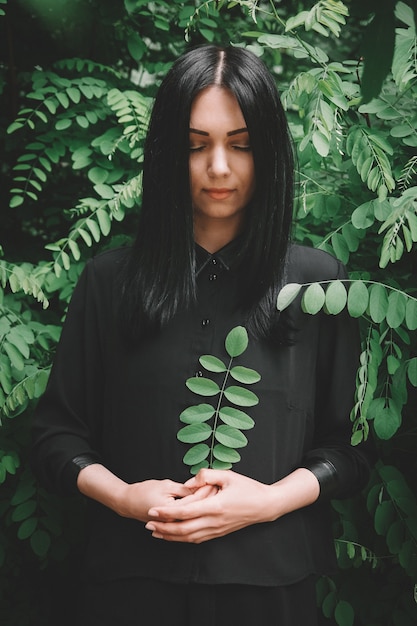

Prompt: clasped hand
[144,469,277,544]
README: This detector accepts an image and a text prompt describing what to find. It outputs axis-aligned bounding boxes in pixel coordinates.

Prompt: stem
[208,355,234,467]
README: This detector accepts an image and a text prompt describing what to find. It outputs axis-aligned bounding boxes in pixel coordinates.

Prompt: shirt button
[201,318,210,327]
[211,258,217,265]
[209,274,217,281]
[195,370,204,377]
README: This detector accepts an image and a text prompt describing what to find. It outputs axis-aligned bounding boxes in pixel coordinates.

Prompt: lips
[205,188,235,200]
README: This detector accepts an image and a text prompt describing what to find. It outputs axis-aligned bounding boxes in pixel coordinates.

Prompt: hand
[117,478,195,522]
[77,464,196,524]
[145,469,278,543]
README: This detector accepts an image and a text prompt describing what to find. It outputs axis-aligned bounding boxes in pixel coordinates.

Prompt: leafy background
[0,1,416,624]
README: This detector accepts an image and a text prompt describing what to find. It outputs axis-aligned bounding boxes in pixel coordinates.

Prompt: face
[189,86,255,238]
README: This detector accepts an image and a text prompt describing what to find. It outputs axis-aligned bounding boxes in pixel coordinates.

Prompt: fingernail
[146,523,156,531]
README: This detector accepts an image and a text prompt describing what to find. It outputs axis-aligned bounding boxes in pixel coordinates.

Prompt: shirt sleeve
[300,259,376,500]
[30,259,106,495]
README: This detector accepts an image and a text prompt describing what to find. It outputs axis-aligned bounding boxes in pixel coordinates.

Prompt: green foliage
[0,0,416,623]
[178,326,260,474]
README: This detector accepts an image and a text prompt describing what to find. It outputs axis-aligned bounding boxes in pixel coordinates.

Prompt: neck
[193,217,243,253]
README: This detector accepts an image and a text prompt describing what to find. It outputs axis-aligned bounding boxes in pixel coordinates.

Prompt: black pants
[78,576,320,626]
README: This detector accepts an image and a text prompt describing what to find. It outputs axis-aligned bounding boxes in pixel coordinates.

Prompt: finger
[184,468,230,489]
[179,485,218,504]
[145,519,215,543]
[171,485,194,498]
[148,495,218,521]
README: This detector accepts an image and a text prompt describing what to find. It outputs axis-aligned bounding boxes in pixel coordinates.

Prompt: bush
[1,1,416,624]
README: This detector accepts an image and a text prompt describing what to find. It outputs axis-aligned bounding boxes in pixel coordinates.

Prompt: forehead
[189,85,246,129]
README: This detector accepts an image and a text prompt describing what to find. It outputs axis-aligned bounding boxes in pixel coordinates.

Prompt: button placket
[208,257,221,282]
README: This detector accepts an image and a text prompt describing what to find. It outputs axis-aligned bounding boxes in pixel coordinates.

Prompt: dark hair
[120,44,294,341]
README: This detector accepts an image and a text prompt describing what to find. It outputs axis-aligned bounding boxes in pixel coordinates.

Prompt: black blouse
[31,242,374,586]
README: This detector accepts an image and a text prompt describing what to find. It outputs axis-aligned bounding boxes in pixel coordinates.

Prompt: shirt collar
[195,237,242,275]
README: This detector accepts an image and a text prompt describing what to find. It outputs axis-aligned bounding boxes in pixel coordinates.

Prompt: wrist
[77,463,131,517]
[268,468,320,521]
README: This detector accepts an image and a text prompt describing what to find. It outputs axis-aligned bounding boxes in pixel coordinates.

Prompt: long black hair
[120,44,294,341]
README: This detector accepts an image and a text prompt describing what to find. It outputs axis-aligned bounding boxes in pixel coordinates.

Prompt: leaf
[186,377,220,397]
[374,500,396,535]
[302,283,325,315]
[331,233,349,264]
[199,355,227,373]
[7,329,31,358]
[85,218,101,242]
[219,407,255,430]
[334,600,354,626]
[215,425,248,448]
[347,281,369,318]
[67,87,81,104]
[351,431,363,446]
[387,355,400,376]
[213,444,241,463]
[55,118,72,131]
[229,365,260,384]
[312,130,330,157]
[94,184,114,200]
[225,326,248,357]
[179,404,215,424]
[96,207,112,235]
[127,32,146,61]
[4,341,25,370]
[374,405,401,439]
[386,291,407,328]
[369,284,388,323]
[183,443,210,466]
[30,529,51,557]
[223,385,259,407]
[17,517,37,540]
[277,283,302,311]
[11,482,36,506]
[177,423,212,444]
[88,167,109,185]
[211,459,232,470]
[405,298,417,330]
[10,196,24,208]
[11,500,37,522]
[324,280,347,315]
[351,201,375,229]
[68,239,81,261]
[407,358,417,387]
[78,228,92,247]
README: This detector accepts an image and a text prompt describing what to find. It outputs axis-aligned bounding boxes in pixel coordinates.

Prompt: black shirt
[31,242,373,585]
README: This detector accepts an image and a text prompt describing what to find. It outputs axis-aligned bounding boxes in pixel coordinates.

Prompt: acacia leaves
[277,280,417,330]
[178,326,260,474]
[277,278,417,449]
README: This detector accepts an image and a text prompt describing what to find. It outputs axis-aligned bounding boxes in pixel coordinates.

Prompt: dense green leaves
[1,0,417,623]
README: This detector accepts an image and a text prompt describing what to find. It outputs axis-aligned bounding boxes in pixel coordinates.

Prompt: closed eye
[232,145,251,152]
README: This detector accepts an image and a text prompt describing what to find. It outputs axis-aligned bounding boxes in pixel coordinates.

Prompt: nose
[208,146,230,178]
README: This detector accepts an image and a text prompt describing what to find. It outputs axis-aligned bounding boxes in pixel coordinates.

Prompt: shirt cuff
[301,458,339,500]
[62,454,101,493]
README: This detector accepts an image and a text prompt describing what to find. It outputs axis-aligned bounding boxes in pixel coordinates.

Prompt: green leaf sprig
[177,326,261,475]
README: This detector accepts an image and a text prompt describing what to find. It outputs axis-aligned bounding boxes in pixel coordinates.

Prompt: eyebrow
[189,127,248,137]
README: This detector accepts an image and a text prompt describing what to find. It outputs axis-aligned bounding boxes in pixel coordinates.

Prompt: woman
[31,45,374,625]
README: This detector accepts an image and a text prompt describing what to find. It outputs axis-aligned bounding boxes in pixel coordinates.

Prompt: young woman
[31,45,374,625]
